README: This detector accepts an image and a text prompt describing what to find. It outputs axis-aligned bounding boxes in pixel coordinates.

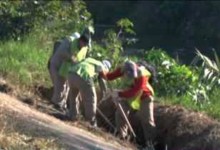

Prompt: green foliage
[195,49,220,87]
[204,87,220,119]
[162,86,220,120]
[189,49,220,105]
[88,18,136,89]
[0,0,93,87]
[0,34,51,86]
[0,0,33,39]
[0,0,92,41]
[143,48,198,97]
[1,0,220,121]
[144,48,220,112]
[90,18,136,68]
[116,18,135,35]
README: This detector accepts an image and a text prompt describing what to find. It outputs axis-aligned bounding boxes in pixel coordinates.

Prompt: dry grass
[0,132,63,150]
[0,104,67,150]
[66,120,135,148]
[0,92,135,150]
[0,115,65,150]
[0,78,135,150]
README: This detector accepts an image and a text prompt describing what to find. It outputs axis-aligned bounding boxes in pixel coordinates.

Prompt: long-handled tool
[106,81,136,138]
[111,96,136,138]
[97,107,116,131]
[97,77,117,131]
[98,78,136,138]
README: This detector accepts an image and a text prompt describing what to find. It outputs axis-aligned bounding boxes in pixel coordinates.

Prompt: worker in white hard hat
[67,57,111,127]
[101,60,156,147]
[48,31,90,110]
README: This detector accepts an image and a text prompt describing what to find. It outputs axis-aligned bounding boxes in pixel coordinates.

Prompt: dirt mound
[98,99,220,150]
[155,105,220,150]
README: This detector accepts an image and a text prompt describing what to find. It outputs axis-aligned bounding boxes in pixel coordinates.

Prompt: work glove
[99,71,108,80]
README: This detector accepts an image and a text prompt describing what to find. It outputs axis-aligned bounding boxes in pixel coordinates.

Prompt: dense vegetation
[85,1,220,63]
[0,0,220,120]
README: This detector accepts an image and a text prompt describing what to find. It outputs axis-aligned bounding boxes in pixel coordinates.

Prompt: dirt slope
[0,92,134,150]
[1,79,220,150]
[154,104,220,150]
[98,98,220,150]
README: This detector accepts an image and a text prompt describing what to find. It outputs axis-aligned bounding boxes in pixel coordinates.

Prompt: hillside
[99,97,220,150]
[0,79,135,150]
[1,1,220,149]
[1,78,220,150]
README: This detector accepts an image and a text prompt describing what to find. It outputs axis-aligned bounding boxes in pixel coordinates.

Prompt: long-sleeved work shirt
[104,67,154,100]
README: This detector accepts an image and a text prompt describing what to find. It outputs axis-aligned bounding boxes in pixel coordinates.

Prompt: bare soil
[98,96,220,150]
[0,79,135,150]
[1,78,220,150]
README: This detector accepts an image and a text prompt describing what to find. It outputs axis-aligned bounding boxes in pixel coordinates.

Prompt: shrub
[0,0,92,41]
[143,48,198,97]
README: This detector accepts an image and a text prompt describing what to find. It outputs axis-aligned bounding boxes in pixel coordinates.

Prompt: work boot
[53,101,66,113]
[88,119,98,131]
[65,109,78,121]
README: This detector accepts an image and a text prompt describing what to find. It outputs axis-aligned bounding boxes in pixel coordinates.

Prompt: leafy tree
[0,0,92,40]
[90,18,135,68]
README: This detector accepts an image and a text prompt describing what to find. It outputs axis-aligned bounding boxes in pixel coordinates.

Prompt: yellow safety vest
[76,46,88,62]
[69,57,105,81]
[59,40,88,78]
[128,66,154,110]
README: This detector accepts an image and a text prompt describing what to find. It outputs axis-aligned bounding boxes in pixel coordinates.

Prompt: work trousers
[48,38,71,108]
[49,64,69,108]
[67,73,97,124]
[115,96,156,145]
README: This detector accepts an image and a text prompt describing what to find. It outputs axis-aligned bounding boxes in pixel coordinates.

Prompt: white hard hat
[69,32,80,41]
[102,60,112,71]
[88,25,95,34]
[124,60,138,78]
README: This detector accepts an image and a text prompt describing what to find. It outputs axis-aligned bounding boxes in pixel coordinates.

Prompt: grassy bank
[160,87,220,120]
[0,32,220,121]
[0,33,52,87]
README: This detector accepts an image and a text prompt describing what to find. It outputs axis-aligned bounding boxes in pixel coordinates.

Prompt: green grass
[0,32,52,87]
[159,87,220,120]
[203,88,220,119]
[1,31,220,121]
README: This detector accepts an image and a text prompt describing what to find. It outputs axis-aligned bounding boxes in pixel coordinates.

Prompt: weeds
[0,104,66,150]
[0,33,51,88]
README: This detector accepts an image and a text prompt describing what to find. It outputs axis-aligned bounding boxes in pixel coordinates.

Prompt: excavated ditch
[98,97,220,150]
[1,81,220,150]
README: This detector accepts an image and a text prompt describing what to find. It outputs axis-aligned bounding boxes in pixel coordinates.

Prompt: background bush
[0,0,92,41]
